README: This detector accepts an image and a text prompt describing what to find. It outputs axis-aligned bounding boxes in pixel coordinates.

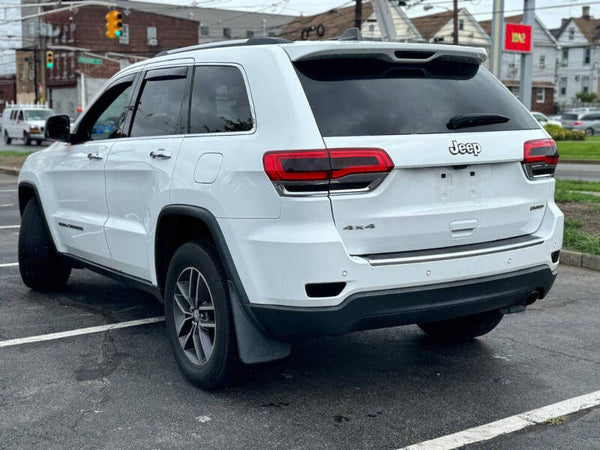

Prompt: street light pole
[520,0,535,109]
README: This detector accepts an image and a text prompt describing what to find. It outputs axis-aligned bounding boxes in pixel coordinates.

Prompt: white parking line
[0,189,17,193]
[0,316,165,348]
[0,262,18,268]
[400,389,600,450]
[0,225,19,230]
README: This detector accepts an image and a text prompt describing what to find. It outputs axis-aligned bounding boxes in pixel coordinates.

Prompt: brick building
[19,4,198,116]
[0,75,17,114]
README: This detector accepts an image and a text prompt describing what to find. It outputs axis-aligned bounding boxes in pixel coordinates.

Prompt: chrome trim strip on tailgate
[362,235,544,266]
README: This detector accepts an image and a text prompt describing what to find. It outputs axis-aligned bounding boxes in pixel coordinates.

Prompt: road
[556,162,600,181]
[0,172,599,449]
[0,139,49,153]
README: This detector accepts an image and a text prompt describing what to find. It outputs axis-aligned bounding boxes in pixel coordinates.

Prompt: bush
[544,124,586,141]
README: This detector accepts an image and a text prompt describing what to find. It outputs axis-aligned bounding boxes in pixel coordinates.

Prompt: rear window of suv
[295,58,539,137]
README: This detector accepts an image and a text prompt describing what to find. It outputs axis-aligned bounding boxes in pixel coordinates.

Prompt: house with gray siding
[552,6,600,106]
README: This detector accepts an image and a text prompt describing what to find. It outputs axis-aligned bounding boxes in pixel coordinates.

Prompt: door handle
[87,152,103,160]
[149,149,172,160]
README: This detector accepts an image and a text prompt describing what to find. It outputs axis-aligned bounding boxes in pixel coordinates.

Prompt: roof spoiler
[287,44,487,65]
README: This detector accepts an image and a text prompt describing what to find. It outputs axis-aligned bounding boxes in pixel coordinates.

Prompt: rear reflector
[263,148,393,194]
[522,138,559,179]
[573,121,582,126]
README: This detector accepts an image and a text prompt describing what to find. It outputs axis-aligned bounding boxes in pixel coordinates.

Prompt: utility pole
[489,0,505,78]
[372,0,397,41]
[520,0,535,109]
[453,0,459,45]
[354,0,362,29]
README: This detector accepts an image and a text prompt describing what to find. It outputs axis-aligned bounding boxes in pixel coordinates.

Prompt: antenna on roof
[338,27,362,41]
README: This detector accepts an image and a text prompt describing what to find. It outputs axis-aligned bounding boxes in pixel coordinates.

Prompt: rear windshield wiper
[447,113,510,130]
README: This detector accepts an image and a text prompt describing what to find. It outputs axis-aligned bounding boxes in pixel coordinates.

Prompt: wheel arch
[155,205,249,305]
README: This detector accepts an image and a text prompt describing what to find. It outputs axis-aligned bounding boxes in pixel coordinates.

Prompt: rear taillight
[522,138,559,179]
[574,121,583,126]
[263,148,393,195]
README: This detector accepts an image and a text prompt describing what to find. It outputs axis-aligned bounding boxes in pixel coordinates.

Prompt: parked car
[17,35,563,389]
[571,111,600,135]
[560,111,590,129]
[1,105,54,145]
[532,112,562,128]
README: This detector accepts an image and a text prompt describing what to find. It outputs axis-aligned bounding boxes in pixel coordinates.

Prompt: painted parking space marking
[400,389,600,450]
[0,225,20,230]
[0,316,165,348]
[0,189,17,193]
[0,262,19,268]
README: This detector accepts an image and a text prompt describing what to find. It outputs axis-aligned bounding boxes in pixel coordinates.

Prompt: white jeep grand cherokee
[17,35,563,389]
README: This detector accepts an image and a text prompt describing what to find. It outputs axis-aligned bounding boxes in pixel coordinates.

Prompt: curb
[560,249,600,271]
[559,159,600,165]
[0,166,19,176]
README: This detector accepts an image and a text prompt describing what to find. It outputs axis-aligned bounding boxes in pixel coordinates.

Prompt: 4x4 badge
[449,140,481,156]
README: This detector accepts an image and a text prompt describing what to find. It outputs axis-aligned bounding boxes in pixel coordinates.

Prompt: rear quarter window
[295,58,539,137]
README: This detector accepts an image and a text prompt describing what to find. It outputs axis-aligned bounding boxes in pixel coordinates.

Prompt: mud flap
[228,281,291,364]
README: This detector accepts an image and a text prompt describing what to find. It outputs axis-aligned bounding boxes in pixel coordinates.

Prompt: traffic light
[46,50,54,69]
[105,9,123,39]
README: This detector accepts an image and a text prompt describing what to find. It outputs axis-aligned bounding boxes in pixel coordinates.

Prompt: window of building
[582,75,590,93]
[569,27,575,40]
[69,23,75,43]
[585,47,591,65]
[189,66,253,134]
[536,88,545,103]
[246,30,255,38]
[458,19,464,31]
[559,77,567,96]
[62,54,67,79]
[200,26,209,36]
[223,28,231,38]
[147,26,157,46]
[130,67,189,137]
[562,48,569,67]
[119,24,130,45]
[539,54,545,69]
[369,24,375,32]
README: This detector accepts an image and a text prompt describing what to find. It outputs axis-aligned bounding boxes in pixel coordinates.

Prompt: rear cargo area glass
[295,58,539,137]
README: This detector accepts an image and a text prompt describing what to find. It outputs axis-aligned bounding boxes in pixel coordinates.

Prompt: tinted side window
[189,66,253,134]
[130,67,188,138]
[76,77,134,142]
[18,111,23,121]
[295,58,539,136]
[90,83,133,141]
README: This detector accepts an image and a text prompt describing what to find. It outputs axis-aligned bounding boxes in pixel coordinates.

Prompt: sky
[148,0,600,29]
[1,0,599,76]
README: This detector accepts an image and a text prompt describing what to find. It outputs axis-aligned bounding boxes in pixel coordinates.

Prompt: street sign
[504,23,532,53]
[77,57,103,65]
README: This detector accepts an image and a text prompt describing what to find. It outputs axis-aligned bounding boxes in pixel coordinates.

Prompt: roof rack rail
[156,37,292,57]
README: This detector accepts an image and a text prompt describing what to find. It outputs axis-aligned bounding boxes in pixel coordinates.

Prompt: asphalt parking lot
[1,172,599,449]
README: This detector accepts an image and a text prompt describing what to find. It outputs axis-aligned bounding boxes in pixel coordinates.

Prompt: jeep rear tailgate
[294,54,551,256]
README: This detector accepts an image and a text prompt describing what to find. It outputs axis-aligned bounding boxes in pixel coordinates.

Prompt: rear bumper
[248,265,556,340]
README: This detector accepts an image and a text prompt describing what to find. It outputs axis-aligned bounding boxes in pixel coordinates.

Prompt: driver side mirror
[45,115,71,142]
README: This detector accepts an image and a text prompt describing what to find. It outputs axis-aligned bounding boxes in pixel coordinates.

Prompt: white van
[2,104,54,145]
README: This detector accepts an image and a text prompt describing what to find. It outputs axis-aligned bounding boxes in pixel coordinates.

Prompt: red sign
[504,23,532,53]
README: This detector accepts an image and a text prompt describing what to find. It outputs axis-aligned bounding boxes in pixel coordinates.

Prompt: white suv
[17,35,563,389]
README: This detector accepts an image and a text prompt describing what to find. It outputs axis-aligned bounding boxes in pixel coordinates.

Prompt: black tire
[164,240,237,390]
[3,131,11,144]
[23,131,31,145]
[418,310,503,342]
[18,197,71,290]
[586,128,594,136]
